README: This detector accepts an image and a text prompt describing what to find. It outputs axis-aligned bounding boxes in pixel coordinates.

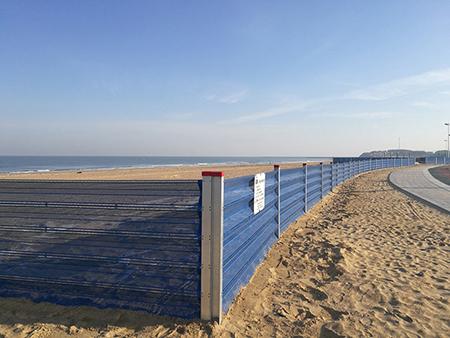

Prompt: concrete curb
[388,170,450,215]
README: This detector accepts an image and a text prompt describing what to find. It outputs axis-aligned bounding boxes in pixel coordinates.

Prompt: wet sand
[0,169,448,337]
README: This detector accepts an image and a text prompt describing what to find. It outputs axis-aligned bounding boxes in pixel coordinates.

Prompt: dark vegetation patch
[429,165,450,186]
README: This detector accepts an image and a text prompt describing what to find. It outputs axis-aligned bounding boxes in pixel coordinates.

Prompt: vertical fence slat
[304,163,308,212]
[320,162,324,199]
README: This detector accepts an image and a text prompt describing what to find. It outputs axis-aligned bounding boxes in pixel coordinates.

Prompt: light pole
[445,123,450,158]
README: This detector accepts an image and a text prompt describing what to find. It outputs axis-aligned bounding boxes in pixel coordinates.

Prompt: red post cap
[202,171,224,177]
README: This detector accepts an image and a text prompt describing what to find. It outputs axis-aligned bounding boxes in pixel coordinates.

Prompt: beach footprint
[307,286,328,301]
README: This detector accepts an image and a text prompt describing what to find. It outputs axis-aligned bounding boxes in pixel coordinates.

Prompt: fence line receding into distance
[0,157,416,321]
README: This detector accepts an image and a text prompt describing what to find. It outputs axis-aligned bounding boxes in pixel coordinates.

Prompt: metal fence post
[274,165,281,238]
[201,171,224,323]
[303,163,308,213]
[320,162,324,199]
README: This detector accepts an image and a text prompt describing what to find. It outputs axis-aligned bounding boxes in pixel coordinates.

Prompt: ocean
[0,156,331,173]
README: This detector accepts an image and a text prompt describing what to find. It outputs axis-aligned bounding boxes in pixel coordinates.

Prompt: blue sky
[1,1,450,156]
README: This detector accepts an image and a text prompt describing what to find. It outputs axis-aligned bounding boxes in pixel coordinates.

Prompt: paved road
[389,165,450,214]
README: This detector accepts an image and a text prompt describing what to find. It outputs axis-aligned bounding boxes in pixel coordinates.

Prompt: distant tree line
[359,149,449,158]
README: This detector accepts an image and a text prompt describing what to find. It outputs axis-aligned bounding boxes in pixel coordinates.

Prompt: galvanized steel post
[303,163,308,212]
[201,171,224,323]
[274,165,281,238]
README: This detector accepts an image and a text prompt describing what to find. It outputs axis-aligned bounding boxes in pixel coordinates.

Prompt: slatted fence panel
[322,164,332,195]
[222,172,278,312]
[0,180,201,318]
[280,167,306,231]
[307,165,322,208]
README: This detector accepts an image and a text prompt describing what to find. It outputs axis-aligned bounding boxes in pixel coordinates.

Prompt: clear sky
[1,1,450,156]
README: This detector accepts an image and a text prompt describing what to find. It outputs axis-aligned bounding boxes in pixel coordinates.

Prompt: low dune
[0,169,448,337]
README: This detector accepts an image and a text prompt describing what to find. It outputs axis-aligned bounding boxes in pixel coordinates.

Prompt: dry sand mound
[0,169,448,337]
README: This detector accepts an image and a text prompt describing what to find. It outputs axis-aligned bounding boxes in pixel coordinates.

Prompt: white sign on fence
[254,173,266,214]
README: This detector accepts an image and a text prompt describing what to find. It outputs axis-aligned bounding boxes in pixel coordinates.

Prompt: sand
[0,162,321,180]
[0,169,448,337]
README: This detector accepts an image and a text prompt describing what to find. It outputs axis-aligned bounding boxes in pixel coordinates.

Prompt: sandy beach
[0,162,321,180]
[0,168,448,337]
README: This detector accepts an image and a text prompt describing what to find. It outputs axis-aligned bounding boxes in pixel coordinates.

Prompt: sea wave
[0,156,332,174]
